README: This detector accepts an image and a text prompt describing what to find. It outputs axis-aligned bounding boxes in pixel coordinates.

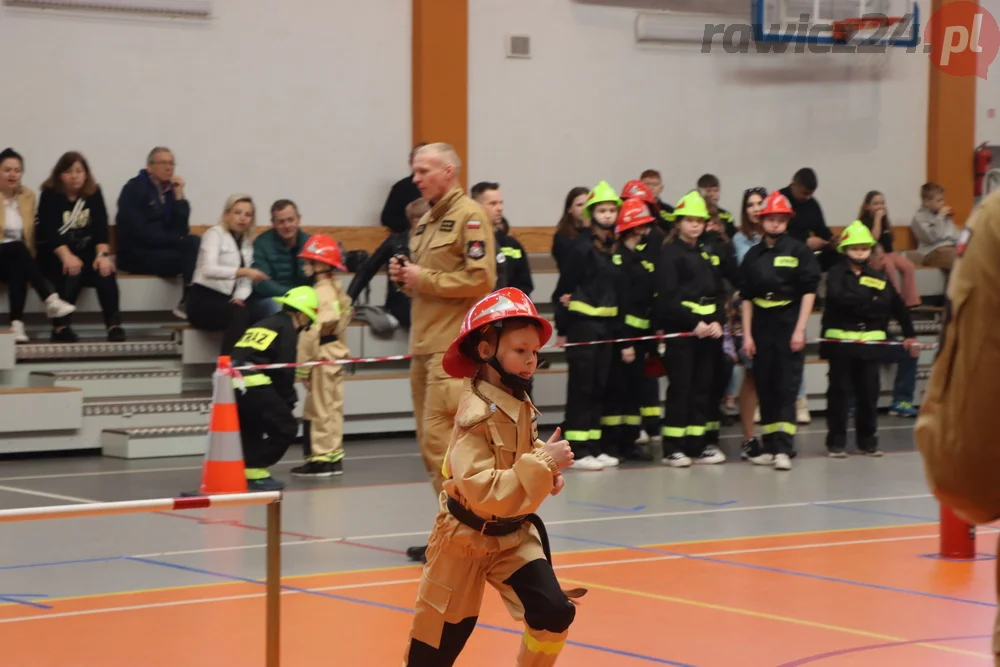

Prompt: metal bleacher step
[102,424,208,459]
[16,338,179,362]
[29,367,183,399]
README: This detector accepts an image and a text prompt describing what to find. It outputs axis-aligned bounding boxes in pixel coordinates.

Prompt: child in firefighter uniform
[821,220,919,457]
[739,192,821,471]
[654,191,728,467]
[404,287,582,667]
[292,234,353,477]
[231,286,318,491]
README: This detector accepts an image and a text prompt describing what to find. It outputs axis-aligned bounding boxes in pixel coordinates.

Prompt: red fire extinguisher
[975,142,993,197]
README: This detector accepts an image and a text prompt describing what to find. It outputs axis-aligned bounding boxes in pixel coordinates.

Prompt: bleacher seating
[0,224,948,459]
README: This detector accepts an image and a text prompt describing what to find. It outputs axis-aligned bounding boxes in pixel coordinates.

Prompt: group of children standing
[551,173,923,472]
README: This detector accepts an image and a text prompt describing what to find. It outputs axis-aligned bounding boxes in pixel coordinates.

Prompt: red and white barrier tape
[228,332,936,373]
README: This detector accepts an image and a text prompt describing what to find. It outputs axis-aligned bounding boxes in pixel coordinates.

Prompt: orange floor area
[0,524,995,666]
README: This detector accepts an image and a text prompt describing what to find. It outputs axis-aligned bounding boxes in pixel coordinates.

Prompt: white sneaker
[9,320,28,343]
[749,453,775,466]
[796,397,811,425]
[634,429,651,445]
[572,455,604,471]
[662,452,692,468]
[596,453,620,467]
[44,294,76,319]
[697,446,727,465]
[774,453,792,471]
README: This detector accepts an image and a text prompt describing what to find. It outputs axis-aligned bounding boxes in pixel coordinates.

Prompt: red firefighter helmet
[298,234,346,271]
[620,179,656,204]
[759,191,795,218]
[442,287,553,379]
[615,198,656,235]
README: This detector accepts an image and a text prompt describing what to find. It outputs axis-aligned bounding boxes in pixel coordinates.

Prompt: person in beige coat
[915,189,1000,664]
[0,148,76,342]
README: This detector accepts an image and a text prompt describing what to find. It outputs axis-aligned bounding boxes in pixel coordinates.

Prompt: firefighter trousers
[411,353,464,498]
[601,344,646,457]
[753,326,804,457]
[705,352,734,446]
[302,364,345,463]
[235,385,298,476]
[662,337,718,457]
[564,325,613,459]
[826,356,880,453]
[404,513,576,667]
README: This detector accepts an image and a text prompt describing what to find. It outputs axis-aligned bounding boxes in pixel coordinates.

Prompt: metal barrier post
[266,497,282,667]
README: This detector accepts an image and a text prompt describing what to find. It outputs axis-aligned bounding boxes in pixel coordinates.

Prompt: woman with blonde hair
[187,194,269,353]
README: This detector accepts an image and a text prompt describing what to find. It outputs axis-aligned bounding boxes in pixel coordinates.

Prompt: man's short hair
[147,146,173,165]
[415,142,462,173]
[921,182,945,200]
[697,174,720,189]
[792,168,818,191]
[270,199,299,217]
[409,142,429,163]
[640,169,661,181]
[470,181,500,200]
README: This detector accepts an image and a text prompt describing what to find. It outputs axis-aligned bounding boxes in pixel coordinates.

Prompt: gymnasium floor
[0,418,995,666]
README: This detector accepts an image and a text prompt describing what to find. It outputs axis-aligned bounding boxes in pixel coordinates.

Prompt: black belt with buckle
[447,496,557,564]
[319,334,339,345]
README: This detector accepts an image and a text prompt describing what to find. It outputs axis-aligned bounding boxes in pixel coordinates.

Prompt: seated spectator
[0,148,75,342]
[470,181,533,296]
[347,197,426,329]
[36,152,125,342]
[115,147,199,319]
[911,182,961,270]
[858,190,921,308]
[380,143,426,234]
[251,199,313,319]
[188,195,268,354]
[780,168,839,272]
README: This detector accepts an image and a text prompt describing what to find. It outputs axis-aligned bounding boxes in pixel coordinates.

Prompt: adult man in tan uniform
[389,143,496,563]
[915,189,1000,664]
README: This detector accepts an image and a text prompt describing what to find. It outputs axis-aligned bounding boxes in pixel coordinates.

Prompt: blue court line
[666,497,737,507]
[547,534,997,609]
[814,503,937,523]
[0,556,124,571]
[0,594,51,610]
[125,556,696,666]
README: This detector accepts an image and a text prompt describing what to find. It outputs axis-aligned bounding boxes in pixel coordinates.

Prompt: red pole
[940,504,976,559]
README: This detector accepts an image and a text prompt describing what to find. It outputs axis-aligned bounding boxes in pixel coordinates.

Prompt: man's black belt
[447,496,556,564]
[319,334,339,345]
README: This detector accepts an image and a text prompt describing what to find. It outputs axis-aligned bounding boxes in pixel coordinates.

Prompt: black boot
[406,545,428,563]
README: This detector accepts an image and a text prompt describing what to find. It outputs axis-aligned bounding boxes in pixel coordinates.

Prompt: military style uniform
[296,279,353,465]
[406,186,496,497]
[404,380,580,667]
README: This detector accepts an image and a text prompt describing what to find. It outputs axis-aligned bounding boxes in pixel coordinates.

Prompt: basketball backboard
[752,0,920,46]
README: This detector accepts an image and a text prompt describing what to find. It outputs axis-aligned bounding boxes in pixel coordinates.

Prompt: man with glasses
[116,146,200,319]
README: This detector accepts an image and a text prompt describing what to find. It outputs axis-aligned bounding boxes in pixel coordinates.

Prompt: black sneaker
[740,436,763,460]
[51,327,79,343]
[248,476,285,492]
[406,545,428,563]
[106,326,126,342]
[290,460,342,477]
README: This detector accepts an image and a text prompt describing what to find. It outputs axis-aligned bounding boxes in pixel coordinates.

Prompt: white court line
[0,451,422,482]
[0,484,96,504]
[0,532,953,624]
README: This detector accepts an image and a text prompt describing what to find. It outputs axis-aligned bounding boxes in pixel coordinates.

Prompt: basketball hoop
[832,16,904,43]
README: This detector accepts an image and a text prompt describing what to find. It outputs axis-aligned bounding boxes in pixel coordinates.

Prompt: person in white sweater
[187,194,269,353]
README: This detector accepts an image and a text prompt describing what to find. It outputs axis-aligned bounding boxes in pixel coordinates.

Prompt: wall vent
[506,34,532,58]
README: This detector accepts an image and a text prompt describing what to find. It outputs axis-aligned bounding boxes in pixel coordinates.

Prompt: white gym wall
[0,0,412,226]
[469,0,931,229]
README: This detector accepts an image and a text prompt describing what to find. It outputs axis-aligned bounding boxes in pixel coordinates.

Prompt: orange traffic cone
[185,356,248,496]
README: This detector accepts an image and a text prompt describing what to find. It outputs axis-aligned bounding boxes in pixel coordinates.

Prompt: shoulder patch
[467,240,486,260]
[467,220,481,230]
[440,219,456,233]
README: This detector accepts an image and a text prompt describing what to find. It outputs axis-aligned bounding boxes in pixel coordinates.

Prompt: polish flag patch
[467,220,481,230]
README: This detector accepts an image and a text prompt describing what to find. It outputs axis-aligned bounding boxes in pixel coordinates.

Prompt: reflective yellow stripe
[686,425,706,436]
[441,445,452,477]
[624,415,641,426]
[641,260,655,272]
[565,430,591,442]
[235,327,278,351]
[588,429,602,440]
[245,468,270,480]
[500,246,523,259]
[824,329,887,342]
[761,422,797,435]
[522,630,565,656]
[701,251,720,266]
[600,416,623,426]
[774,256,799,268]
[753,298,793,308]
[612,254,623,265]
[636,243,647,252]
[568,301,618,317]
[705,421,721,431]
[859,276,886,290]
[640,407,662,417]
[234,374,272,388]
[625,314,651,329]
[681,301,717,316]
[662,426,686,438]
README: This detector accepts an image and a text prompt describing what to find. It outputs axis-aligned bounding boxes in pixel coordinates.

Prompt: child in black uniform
[821,220,919,457]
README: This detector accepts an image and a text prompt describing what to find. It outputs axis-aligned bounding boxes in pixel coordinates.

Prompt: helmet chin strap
[849,256,868,267]
[765,231,784,240]
[486,356,532,396]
